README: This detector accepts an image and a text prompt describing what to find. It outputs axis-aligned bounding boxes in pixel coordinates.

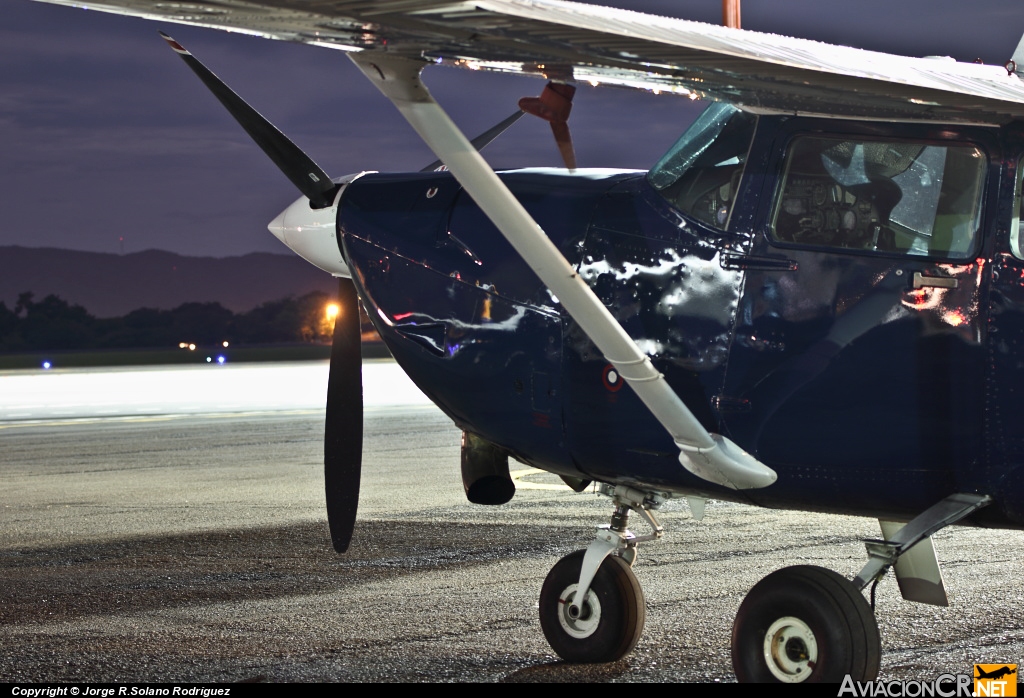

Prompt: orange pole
[723,0,741,28]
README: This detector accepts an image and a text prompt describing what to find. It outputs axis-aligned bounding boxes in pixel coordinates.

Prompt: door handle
[912,272,958,290]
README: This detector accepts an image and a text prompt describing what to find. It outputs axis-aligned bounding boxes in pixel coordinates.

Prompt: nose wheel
[538,484,663,663]
[731,565,881,682]
[539,549,645,663]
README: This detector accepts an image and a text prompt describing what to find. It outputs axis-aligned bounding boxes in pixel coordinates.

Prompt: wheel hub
[558,585,602,639]
[763,616,818,682]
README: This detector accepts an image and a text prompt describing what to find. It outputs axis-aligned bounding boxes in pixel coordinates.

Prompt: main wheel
[732,565,881,683]
[539,550,645,663]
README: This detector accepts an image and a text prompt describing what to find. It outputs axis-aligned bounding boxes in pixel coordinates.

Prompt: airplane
[976,666,1018,681]
[25,0,1024,684]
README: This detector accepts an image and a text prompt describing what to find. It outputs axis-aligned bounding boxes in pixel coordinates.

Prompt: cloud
[7,0,1022,258]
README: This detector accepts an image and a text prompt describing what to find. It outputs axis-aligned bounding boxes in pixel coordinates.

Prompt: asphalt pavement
[1,362,1021,682]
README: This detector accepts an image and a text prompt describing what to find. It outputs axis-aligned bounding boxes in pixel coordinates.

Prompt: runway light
[206,356,212,363]
[324,302,342,337]
[217,355,226,365]
[42,361,51,370]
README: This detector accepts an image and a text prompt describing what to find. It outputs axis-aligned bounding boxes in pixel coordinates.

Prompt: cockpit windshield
[648,103,758,230]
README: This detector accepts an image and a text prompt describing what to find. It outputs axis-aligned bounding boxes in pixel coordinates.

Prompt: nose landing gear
[538,484,664,663]
[539,549,644,663]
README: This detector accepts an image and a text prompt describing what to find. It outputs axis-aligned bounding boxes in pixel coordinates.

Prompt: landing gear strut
[538,484,665,663]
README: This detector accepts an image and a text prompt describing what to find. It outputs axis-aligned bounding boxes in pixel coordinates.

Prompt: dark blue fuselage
[338,115,1024,530]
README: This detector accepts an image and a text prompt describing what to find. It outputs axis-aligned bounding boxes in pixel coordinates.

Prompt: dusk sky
[4,0,1024,258]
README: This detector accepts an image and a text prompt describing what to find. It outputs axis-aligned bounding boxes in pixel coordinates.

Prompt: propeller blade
[159,32,339,209]
[518,82,577,170]
[420,109,526,172]
[550,121,577,171]
[324,278,363,553]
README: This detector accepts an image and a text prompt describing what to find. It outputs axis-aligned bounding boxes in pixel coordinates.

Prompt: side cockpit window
[770,136,985,259]
[1011,155,1024,259]
[648,103,757,230]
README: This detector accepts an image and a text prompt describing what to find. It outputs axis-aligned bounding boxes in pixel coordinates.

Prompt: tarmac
[1,362,1021,683]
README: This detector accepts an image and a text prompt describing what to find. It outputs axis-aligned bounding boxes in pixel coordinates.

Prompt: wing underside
[31,0,1024,124]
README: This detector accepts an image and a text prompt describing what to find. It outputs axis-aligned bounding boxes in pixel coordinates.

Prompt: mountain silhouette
[0,246,337,317]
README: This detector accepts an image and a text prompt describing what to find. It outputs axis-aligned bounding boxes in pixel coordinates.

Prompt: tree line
[0,291,340,352]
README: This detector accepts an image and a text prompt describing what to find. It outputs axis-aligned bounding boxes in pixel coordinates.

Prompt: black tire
[539,550,645,663]
[732,565,881,683]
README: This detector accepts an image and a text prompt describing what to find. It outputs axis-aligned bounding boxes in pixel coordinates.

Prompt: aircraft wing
[32,0,1024,124]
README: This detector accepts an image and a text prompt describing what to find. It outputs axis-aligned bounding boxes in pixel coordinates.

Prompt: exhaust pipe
[461,432,515,505]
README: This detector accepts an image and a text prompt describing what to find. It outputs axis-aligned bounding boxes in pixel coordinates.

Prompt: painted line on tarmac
[0,403,442,430]
[0,409,325,430]
[510,467,574,491]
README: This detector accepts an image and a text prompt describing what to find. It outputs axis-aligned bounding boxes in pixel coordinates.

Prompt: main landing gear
[731,565,880,682]
[729,493,990,683]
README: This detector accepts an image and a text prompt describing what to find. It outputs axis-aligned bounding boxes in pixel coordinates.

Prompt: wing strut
[350,53,776,491]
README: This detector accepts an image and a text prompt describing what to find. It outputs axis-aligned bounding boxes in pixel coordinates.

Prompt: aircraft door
[985,145,1024,526]
[721,128,991,514]
[563,178,744,489]
[562,106,758,491]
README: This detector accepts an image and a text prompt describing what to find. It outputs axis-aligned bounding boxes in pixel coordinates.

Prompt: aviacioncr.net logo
[839,674,973,697]
[974,664,1017,697]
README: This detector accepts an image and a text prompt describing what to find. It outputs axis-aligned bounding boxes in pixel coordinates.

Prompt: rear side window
[770,136,985,259]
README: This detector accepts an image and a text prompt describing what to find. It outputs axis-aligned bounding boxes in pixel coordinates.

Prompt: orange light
[326,303,340,321]
[943,310,967,327]
[905,289,930,307]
